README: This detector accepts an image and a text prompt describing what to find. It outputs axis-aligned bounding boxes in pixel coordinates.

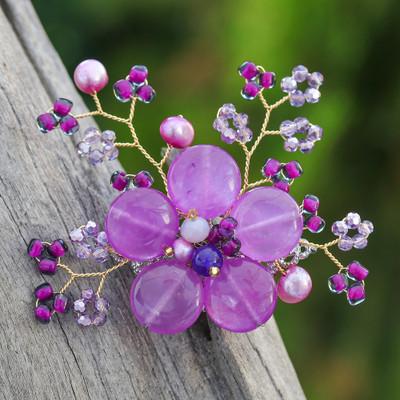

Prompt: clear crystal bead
[284,137,299,152]
[77,141,91,156]
[88,149,104,165]
[102,130,116,142]
[304,88,321,104]
[280,120,297,138]
[352,234,368,249]
[73,299,86,313]
[331,220,348,236]
[83,127,101,145]
[345,212,361,229]
[289,90,305,107]
[69,228,84,242]
[338,236,353,251]
[307,72,324,88]
[232,113,249,128]
[292,65,309,83]
[213,117,228,133]
[294,117,310,132]
[76,314,92,326]
[281,77,297,93]
[307,124,323,141]
[299,139,314,153]
[358,220,374,236]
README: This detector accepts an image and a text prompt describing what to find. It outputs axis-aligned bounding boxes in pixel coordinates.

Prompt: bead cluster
[281,65,324,107]
[261,158,303,192]
[208,217,241,257]
[301,194,325,233]
[77,127,119,165]
[238,61,276,100]
[332,212,374,251]
[73,288,110,327]
[28,238,68,274]
[113,65,155,103]
[37,98,79,135]
[280,117,323,153]
[213,104,253,144]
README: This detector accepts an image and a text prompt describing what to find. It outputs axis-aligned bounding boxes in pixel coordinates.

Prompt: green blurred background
[33,0,399,398]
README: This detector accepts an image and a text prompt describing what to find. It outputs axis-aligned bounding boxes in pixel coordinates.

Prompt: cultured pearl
[180,217,210,243]
[277,265,312,304]
[173,238,194,263]
[73,59,109,94]
[160,116,195,148]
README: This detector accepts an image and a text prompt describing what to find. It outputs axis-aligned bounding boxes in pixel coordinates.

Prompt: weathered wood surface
[0,1,306,399]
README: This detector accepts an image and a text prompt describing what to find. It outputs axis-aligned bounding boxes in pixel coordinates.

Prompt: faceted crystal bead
[76,314,92,326]
[219,103,236,118]
[53,98,73,117]
[136,84,156,103]
[289,90,305,107]
[105,146,119,161]
[299,139,314,153]
[237,127,253,143]
[85,221,98,237]
[338,235,353,251]
[82,288,95,300]
[358,220,374,236]
[83,127,101,145]
[352,234,368,250]
[88,149,104,165]
[77,141,90,156]
[345,212,361,229]
[95,297,110,313]
[102,130,116,142]
[113,79,134,102]
[304,88,321,104]
[281,76,297,93]
[328,273,348,294]
[307,124,323,141]
[347,283,366,306]
[213,117,229,133]
[96,231,108,247]
[73,299,86,313]
[284,137,299,152]
[192,244,223,276]
[292,65,309,82]
[59,115,79,135]
[76,243,91,259]
[92,247,109,263]
[232,113,249,128]
[347,261,369,281]
[69,228,84,242]
[280,120,297,138]
[92,313,107,326]
[128,65,148,85]
[294,117,310,132]
[307,72,324,88]
[331,220,348,236]
[221,238,241,257]
[37,113,58,133]
[220,128,237,144]
[218,217,238,239]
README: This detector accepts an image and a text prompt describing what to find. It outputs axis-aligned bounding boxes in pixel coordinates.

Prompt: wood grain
[0,1,305,399]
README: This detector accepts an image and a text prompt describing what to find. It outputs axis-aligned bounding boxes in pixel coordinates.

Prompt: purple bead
[213,117,229,133]
[328,273,348,294]
[85,221,98,237]
[220,128,237,144]
[237,127,253,143]
[306,215,325,233]
[73,299,86,313]
[221,238,241,257]
[53,98,73,117]
[299,139,314,154]
[48,239,68,258]
[83,127,101,145]
[69,228,84,242]
[352,234,368,250]
[134,170,154,188]
[113,79,134,102]
[303,194,320,213]
[34,283,54,301]
[283,161,303,179]
[105,145,119,161]
[241,82,261,100]
[53,293,70,314]
[95,296,110,313]
[347,283,366,306]
[289,90,306,107]
[307,72,324,88]
[259,71,275,89]
[332,220,348,236]
[204,257,277,333]
[192,244,223,277]
[207,225,222,245]
[92,247,109,263]
[281,76,297,93]
[111,171,129,191]
[160,116,195,149]
[88,149,104,165]
[280,120,297,138]
[231,187,303,261]
[92,313,107,327]
[130,259,204,334]
[238,61,259,80]
[232,113,249,128]
[294,117,310,132]
[38,258,57,275]
[37,113,58,133]
[128,65,148,85]
[167,145,241,219]
[76,315,92,326]
[136,84,156,103]
[96,231,108,247]
[305,88,321,104]
[338,236,353,251]
[73,59,109,94]
[292,65,309,83]
[59,115,79,135]
[284,137,299,152]
[347,261,369,281]
[218,217,238,239]
[28,239,44,258]
[76,243,91,259]
[105,188,179,261]
[307,124,323,141]
[345,212,361,229]
[219,103,236,118]
[102,130,116,142]
[262,158,281,178]
[82,288,95,301]
[273,179,290,192]
[358,220,374,236]
[77,141,90,156]
[35,304,52,323]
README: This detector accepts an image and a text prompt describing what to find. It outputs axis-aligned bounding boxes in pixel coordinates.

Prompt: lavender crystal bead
[83,127,101,145]
[280,120,297,138]
[232,113,249,128]
[219,103,236,118]
[136,84,156,103]
[59,115,79,135]
[37,113,58,133]
[220,128,237,144]
[352,234,368,250]
[88,149,104,165]
[73,299,86,313]
[76,243,91,259]
[307,125,323,141]
[38,258,57,275]
[53,98,73,117]
[231,187,303,261]
[113,79,134,102]
[77,141,90,156]
[338,235,353,251]
[345,212,361,229]
[85,221,98,237]
[69,228,84,242]
[102,130,116,142]
[213,117,229,133]
[358,220,374,236]
[129,65,148,85]
[53,293,70,314]
[130,259,204,334]
[284,137,299,152]
[167,145,241,219]
[96,231,108,247]
[332,220,348,236]
[76,315,92,326]
[294,117,310,132]
[34,283,54,301]
[105,188,179,261]
[299,139,314,154]
[281,77,297,93]
[328,273,348,294]
[95,297,110,313]
[28,239,44,258]
[92,313,107,326]
[292,65,309,83]
[307,72,324,88]
[92,247,109,263]
[347,261,369,281]
[35,304,52,324]
[237,127,253,143]
[204,257,277,333]
[289,90,306,107]
[304,88,321,104]
[82,288,95,300]
[347,283,366,306]
[134,170,154,188]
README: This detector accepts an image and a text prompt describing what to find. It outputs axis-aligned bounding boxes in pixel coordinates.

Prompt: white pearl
[180,217,210,243]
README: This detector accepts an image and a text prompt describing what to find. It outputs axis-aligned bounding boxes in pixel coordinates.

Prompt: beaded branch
[31,60,373,331]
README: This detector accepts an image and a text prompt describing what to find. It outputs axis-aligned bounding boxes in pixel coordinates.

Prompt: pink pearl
[160,116,195,148]
[277,265,312,304]
[173,238,194,263]
[73,59,109,94]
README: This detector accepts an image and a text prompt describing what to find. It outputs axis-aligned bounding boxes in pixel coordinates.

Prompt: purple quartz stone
[204,257,277,333]
[105,188,179,261]
[136,84,156,103]
[192,244,223,277]
[303,194,320,213]
[95,297,110,313]
[48,239,68,258]
[83,127,101,145]
[37,113,58,133]
[76,315,92,327]
[289,90,305,107]
[238,61,259,80]
[328,273,348,294]
[85,221,98,237]
[53,98,73,117]
[347,261,369,281]
[88,149,104,165]
[111,170,129,191]
[92,247,109,263]
[128,65,148,85]
[59,115,79,135]
[35,304,52,323]
[92,313,107,326]
[347,283,366,306]
[167,145,241,219]
[53,293,70,314]
[231,187,303,261]
[283,161,303,179]
[113,79,134,102]
[259,71,275,89]
[218,217,238,239]
[34,282,54,301]
[262,158,281,178]
[130,259,204,334]
[241,82,261,100]
[221,237,241,257]
[76,243,92,259]
[82,288,95,301]
[28,239,44,258]
[38,258,57,275]
[306,215,325,233]
[96,231,108,247]
[134,170,154,188]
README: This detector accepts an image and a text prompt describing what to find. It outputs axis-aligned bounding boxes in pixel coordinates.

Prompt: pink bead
[167,145,242,219]
[172,238,194,263]
[204,257,277,333]
[105,188,179,261]
[231,187,303,261]
[73,59,109,94]
[277,265,312,304]
[160,116,195,148]
[130,259,204,334]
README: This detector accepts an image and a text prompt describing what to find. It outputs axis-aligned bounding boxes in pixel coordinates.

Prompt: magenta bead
[204,257,277,333]
[160,116,195,148]
[105,188,179,261]
[73,59,108,94]
[277,265,312,304]
[172,238,194,263]
[231,187,303,261]
[167,145,241,219]
[130,259,204,334]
